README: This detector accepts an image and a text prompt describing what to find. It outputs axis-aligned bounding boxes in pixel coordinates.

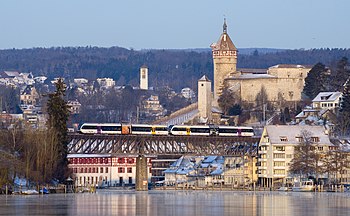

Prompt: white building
[312,92,342,110]
[140,65,148,90]
[258,125,333,188]
[68,154,152,187]
[181,87,195,100]
[96,78,115,89]
[73,78,89,87]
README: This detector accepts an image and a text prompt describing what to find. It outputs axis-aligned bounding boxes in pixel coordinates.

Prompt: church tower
[211,19,238,102]
[198,75,212,121]
[140,65,148,90]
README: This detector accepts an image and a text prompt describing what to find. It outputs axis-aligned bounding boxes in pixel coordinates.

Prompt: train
[79,123,254,137]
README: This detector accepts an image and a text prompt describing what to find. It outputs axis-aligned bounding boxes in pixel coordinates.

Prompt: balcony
[258,150,267,154]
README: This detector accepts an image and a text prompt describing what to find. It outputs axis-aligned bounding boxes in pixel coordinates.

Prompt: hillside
[0,47,349,91]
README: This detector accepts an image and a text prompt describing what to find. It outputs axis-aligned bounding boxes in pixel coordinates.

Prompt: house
[20,85,40,107]
[67,100,82,114]
[258,125,333,188]
[142,95,166,118]
[312,92,342,110]
[224,155,257,187]
[97,78,115,89]
[68,155,152,187]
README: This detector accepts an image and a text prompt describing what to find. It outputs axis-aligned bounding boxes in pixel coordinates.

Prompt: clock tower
[211,19,238,102]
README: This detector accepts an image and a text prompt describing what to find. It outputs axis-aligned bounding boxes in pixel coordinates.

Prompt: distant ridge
[140,48,287,55]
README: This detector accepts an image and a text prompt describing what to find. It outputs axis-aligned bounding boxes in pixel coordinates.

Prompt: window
[286,154,293,158]
[118,167,125,173]
[127,167,132,173]
[296,137,303,142]
[100,167,104,173]
[118,158,125,164]
[280,136,288,142]
[106,167,108,173]
[273,169,285,175]
[274,153,285,158]
[318,146,324,151]
[274,146,285,151]
[312,137,320,142]
[274,161,285,167]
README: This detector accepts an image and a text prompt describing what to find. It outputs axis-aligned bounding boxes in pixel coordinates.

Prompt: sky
[0,0,349,50]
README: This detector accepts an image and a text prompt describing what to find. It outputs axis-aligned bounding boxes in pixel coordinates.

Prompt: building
[257,125,333,188]
[197,76,212,122]
[140,65,148,90]
[312,92,342,110]
[209,20,311,108]
[224,156,257,187]
[20,85,40,107]
[96,78,115,89]
[142,95,166,118]
[68,154,152,187]
[67,100,82,114]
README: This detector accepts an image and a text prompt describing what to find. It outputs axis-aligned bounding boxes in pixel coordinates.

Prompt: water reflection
[0,191,349,216]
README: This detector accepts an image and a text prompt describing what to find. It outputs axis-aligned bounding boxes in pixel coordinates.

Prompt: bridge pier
[136,155,148,191]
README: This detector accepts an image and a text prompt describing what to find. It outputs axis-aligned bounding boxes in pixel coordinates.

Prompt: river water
[0,190,349,216]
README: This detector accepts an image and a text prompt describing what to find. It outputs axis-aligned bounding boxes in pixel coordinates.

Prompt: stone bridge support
[136,155,148,191]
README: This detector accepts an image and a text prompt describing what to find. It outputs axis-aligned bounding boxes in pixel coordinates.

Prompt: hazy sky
[1,0,349,50]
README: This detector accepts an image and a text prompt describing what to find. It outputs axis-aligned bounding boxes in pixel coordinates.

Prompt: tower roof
[198,75,211,82]
[211,19,237,51]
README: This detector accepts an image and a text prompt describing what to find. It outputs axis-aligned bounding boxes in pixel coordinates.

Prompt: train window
[155,127,168,131]
[190,128,210,133]
[132,126,152,132]
[101,125,121,131]
[82,125,97,130]
[219,128,238,133]
[172,127,187,131]
[241,128,254,133]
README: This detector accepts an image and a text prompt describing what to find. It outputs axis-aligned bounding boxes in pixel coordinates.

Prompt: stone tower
[198,75,212,121]
[211,19,238,102]
[140,65,148,90]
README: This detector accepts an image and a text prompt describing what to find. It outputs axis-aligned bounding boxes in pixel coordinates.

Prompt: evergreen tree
[303,62,328,99]
[331,57,350,91]
[218,86,236,115]
[46,78,70,182]
[337,76,350,135]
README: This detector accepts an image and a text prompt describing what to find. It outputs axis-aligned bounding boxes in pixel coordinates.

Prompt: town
[1,20,350,196]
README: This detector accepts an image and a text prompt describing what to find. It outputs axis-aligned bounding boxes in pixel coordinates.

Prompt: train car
[79,123,122,135]
[217,126,254,137]
[169,125,211,136]
[130,124,169,135]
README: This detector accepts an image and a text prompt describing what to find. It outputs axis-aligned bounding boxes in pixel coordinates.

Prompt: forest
[1,47,350,92]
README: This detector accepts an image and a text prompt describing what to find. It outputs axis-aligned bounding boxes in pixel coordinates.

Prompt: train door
[151,126,156,135]
[186,127,190,135]
[97,125,102,134]
[237,128,242,136]
[122,125,131,135]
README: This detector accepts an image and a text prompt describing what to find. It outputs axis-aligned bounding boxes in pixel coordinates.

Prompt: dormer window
[280,136,288,142]
[311,137,320,142]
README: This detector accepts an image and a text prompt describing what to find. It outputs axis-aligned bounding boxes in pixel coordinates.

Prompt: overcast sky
[1,0,349,50]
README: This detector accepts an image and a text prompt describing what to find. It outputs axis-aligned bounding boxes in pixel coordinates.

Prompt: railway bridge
[68,134,260,190]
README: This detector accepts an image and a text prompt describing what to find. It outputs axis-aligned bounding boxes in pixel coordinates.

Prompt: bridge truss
[68,134,260,156]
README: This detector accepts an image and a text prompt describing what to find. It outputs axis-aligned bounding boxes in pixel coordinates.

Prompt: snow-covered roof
[67,154,111,158]
[264,125,332,145]
[198,75,211,82]
[312,92,342,102]
[228,74,276,79]
[269,64,310,69]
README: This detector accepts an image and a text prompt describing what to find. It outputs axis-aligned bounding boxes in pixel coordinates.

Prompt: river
[0,190,349,216]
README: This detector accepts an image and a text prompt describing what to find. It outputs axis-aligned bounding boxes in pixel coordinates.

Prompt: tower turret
[211,19,238,101]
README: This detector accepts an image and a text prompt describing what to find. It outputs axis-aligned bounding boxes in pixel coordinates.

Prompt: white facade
[140,66,148,90]
[312,92,342,110]
[68,155,152,187]
[96,78,115,88]
[198,75,212,121]
[258,125,332,187]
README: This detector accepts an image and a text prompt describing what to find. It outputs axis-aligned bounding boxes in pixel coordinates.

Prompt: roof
[226,74,276,80]
[3,71,20,77]
[198,75,211,82]
[312,92,342,102]
[238,68,268,74]
[264,125,332,145]
[269,64,311,69]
